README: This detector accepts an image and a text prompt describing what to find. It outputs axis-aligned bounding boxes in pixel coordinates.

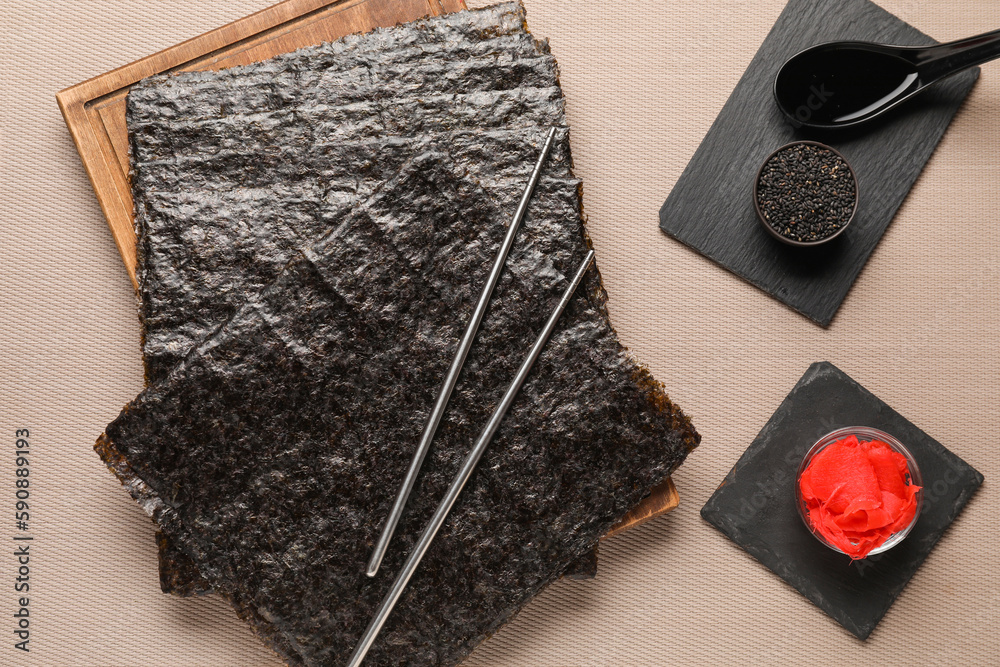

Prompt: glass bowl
[795,426,922,557]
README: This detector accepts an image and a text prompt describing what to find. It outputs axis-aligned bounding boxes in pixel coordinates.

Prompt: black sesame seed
[755,143,856,243]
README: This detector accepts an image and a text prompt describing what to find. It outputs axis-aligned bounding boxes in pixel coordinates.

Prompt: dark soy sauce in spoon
[775,47,918,127]
[774,28,1000,129]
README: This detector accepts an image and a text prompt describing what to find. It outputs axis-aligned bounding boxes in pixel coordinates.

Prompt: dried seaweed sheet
[134,126,570,381]
[131,3,537,123]
[127,2,573,593]
[118,5,695,643]
[130,4,563,383]
[100,143,697,666]
[134,132,576,599]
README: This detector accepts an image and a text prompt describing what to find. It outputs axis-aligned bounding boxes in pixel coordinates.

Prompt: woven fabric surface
[0,0,996,665]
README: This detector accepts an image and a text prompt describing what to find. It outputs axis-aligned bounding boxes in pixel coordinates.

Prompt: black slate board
[659,0,979,326]
[701,362,983,639]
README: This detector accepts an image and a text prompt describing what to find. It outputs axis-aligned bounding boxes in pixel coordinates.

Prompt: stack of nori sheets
[97,3,699,665]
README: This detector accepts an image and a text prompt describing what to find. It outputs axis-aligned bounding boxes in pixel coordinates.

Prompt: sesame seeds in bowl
[754,141,858,247]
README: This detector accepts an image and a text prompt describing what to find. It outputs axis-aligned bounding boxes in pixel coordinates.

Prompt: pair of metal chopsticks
[348,127,595,667]
[366,126,559,577]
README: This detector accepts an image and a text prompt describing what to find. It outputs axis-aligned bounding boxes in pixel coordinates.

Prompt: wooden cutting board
[56,0,677,539]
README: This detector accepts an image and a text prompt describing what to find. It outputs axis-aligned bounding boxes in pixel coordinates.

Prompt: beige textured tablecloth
[0,0,996,664]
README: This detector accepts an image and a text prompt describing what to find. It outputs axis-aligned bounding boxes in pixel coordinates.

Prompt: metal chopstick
[347,249,595,667]
[365,126,559,578]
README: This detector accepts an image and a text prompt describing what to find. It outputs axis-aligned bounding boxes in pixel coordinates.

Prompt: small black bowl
[753,140,858,247]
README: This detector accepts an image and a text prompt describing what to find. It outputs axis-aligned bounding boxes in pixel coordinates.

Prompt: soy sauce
[775,47,919,126]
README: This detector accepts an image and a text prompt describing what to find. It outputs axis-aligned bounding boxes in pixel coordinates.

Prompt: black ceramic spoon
[774,28,1000,129]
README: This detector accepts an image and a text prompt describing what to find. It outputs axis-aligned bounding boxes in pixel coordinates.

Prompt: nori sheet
[99,143,698,666]
[127,2,573,593]
[130,6,563,383]
[128,3,537,123]
[112,2,698,651]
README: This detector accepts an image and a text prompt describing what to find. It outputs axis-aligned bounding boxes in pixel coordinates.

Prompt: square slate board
[701,362,983,640]
[659,0,979,326]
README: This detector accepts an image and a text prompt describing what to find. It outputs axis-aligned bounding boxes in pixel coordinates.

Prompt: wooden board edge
[57,88,140,287]
[59,0,375,104]
[603,478,679,540]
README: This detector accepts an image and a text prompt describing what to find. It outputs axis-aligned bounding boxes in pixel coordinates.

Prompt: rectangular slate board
[701,362,983,640]
[659,0,979,326]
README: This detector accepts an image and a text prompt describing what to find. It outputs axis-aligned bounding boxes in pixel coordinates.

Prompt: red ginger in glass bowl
[796,427,922,560]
